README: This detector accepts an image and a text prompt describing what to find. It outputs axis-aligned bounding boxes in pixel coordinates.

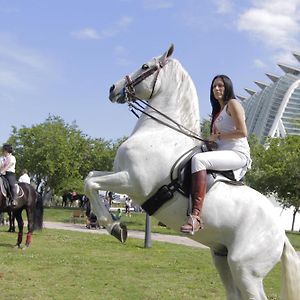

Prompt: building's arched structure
[238,52,300,231]
[239,52,300,143]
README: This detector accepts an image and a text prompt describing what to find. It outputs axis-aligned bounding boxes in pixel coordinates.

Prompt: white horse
[85,45,300,300]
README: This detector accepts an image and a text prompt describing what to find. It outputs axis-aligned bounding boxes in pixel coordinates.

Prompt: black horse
[0,181,43,248]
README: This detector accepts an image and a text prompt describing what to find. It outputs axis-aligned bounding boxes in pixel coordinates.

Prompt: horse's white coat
[85,45,300,299]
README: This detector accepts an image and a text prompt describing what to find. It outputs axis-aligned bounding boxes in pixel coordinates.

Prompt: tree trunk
[291,207,298,231]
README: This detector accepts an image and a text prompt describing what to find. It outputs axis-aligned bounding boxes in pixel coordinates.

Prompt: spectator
[107,191,113,207]
[112,208,122,221]
[18,169,31,184]
[125,197,132,217]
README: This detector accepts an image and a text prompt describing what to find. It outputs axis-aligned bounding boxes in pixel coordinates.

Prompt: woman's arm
[0,156,12,173]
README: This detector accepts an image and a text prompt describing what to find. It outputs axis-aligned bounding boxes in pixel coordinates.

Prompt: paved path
[43,221,208,249]
[44,222,300,258]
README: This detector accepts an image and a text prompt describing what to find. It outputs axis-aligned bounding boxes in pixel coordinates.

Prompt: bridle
[123,58,166,102]
[122,58,210,144]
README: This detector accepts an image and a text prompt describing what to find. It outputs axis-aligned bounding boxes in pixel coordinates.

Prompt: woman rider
[180,75,252,234]
[0,144,18,207]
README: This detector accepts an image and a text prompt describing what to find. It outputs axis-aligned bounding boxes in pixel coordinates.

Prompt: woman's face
[212,77,225,102]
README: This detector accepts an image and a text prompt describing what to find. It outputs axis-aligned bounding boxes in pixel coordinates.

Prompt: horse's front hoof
[14,244,21,249]
[111,222,128,244]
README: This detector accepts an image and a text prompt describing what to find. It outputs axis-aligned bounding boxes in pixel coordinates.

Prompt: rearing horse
[0,181,43,247]
[85,45,300,300]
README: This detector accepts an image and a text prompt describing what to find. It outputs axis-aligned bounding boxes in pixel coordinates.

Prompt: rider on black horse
[0,144,18,207]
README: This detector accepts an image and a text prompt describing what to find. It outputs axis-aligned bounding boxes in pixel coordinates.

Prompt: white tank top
[214,104,251,163]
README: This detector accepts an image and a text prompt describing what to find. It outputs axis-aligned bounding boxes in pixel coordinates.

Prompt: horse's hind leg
[14,211,24,248]
[211,251,241,300]
[25,208,34,246]
[228,257,268,300]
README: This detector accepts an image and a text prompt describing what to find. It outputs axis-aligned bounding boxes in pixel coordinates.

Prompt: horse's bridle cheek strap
[124,59,168,100]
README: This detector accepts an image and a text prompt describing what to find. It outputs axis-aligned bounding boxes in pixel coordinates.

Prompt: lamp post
[144,213,152,248]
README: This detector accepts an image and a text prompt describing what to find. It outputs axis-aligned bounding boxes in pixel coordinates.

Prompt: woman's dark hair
[2,144,13,154]
[210,74,236,133]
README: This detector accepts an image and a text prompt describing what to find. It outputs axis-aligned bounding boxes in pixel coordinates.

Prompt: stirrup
[180,215,203,235]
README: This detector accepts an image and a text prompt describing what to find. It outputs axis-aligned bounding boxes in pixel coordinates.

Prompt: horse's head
[109,44,174,104]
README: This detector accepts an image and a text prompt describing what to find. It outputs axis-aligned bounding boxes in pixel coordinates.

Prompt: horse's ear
[161,44,174,62]
[166,44,174,58]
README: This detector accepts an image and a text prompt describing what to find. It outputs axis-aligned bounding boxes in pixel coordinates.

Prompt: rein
[122,57,213,145]
[127,94,207,143]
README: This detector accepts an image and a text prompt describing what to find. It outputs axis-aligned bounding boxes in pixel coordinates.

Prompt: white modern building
[239,52,300,231]
[239,51,300,143]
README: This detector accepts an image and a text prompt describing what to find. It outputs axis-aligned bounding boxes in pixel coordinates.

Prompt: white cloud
[237,0,300,62]
[71,28,100,40]
[253,58,266,69]
[72,16,133,41]
[0,33,48,70]
[0,69,32,90]
[212,0,234,14]
[0,33,55,92]
[143,0,173,9]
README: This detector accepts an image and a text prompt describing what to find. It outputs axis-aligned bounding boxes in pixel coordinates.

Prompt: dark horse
[0,181,43,248]
[62,192,85,208]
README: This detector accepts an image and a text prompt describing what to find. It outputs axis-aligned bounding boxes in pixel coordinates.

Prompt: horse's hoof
[14,244,21,249]
[111,222,127,244]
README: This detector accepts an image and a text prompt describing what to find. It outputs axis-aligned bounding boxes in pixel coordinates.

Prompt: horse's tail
[33,192,43,231]
[280,236,300,300]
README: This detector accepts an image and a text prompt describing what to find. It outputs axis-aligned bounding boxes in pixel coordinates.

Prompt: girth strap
[141,181,180,216]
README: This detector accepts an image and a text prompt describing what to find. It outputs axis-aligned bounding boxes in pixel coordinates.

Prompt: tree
[246,135,300,230]
[7,115,122,198]
[200,118,211,139]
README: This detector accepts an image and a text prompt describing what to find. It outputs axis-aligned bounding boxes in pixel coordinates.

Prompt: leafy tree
[246,135,300,230]
[200,118,211,139]
[7,115,122,198]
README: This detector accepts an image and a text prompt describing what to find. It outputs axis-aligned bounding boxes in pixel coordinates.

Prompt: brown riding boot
[180,170,207,234]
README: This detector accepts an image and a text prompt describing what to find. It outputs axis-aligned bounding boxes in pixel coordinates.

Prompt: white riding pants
[191,150,247,174]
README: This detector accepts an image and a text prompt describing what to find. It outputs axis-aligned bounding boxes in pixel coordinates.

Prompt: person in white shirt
[180,75,252,234]
[0,144,18,206]
[19,169,31,184]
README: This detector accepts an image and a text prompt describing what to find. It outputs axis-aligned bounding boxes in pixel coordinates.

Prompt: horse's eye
[142,64,149,70]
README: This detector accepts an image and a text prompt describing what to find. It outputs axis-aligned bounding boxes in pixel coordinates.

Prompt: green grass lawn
[0,227,282,300]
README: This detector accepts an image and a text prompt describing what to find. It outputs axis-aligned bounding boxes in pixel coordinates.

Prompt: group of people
[0,144,30,207]
[1,74,251,234]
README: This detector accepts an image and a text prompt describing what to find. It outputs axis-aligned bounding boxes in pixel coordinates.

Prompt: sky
[1,0,300,143]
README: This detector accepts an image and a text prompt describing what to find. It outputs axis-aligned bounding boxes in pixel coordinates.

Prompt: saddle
[0,175,10,199]
[142,145,245,215]
[0,175,23,200]
[177,147,245,197]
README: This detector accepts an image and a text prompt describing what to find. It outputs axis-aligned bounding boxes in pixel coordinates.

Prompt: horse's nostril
[109,85,115,93]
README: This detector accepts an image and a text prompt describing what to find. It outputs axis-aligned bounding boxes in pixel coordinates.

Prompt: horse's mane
[166,58,201,136]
